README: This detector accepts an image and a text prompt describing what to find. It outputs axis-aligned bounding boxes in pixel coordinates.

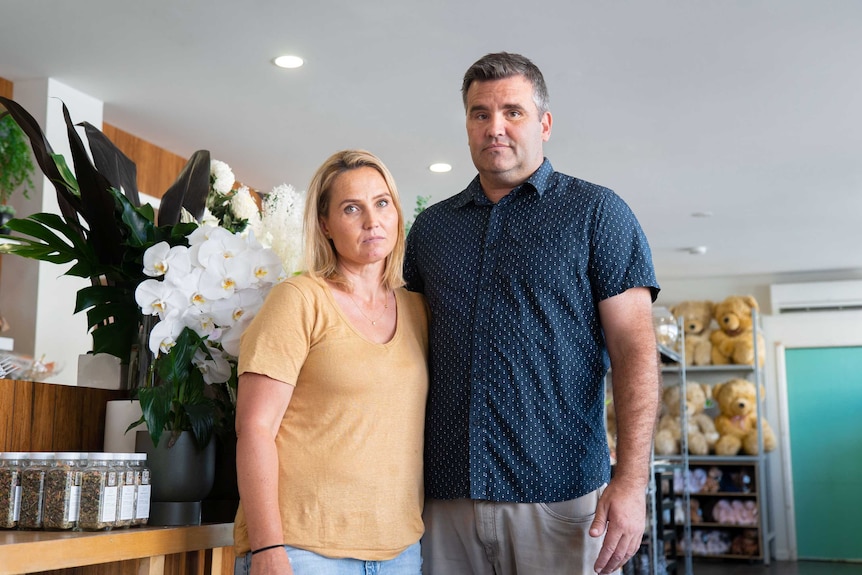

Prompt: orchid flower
[142,242,191,278]
[194,345,233,385]
[148,309,185,355]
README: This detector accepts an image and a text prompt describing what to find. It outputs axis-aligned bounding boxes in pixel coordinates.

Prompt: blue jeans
[235,542,422,575]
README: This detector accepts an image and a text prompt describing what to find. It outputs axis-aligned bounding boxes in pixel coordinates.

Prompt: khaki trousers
[422,486,619,575]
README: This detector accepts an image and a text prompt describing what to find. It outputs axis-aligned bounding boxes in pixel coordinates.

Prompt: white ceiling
[1,0,860,282]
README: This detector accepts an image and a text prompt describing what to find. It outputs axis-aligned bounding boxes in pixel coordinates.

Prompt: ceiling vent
[770,280,862,314]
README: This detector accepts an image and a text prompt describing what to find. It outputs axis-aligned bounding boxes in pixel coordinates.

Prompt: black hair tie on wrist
[251,544,284,555]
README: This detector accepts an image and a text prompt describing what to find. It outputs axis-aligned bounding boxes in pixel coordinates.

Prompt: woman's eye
[376,199,390,208]
[344,205,358,214]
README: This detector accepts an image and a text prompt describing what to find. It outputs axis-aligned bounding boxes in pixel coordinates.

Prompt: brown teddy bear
[709,295,765,367]
[713,378,776,455]
[730,529,760,556]
[654,382,719,456]
[670,300,714,366]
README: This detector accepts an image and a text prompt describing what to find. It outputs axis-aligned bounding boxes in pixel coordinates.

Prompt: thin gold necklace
[347,290,392,325]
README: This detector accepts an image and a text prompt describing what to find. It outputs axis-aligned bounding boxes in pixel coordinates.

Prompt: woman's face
[319,166,399,270]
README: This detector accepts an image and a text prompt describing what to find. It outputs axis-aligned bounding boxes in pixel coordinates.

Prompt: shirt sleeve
[589,189,660,302]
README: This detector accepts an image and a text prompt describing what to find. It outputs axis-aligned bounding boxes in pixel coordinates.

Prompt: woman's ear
[319,218,330,238]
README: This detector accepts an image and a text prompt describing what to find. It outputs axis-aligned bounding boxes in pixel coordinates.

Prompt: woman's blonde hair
[303,149,406,291]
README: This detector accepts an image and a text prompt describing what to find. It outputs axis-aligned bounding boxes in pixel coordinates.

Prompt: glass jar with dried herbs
[77,453,120,531]
[0,452,27,529]
[131,453,151,527]
[114,453,136,528]
[42,452,85,530]
[18,452,53,530]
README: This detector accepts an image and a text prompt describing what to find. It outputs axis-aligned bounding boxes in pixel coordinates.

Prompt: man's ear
[541,111,553,142]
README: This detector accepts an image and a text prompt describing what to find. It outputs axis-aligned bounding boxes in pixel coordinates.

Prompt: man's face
[465,75,552,193]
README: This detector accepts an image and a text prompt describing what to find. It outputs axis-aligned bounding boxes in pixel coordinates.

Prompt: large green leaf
[137,382,174,448]
[0,213,100,272]
[184,399,216,450]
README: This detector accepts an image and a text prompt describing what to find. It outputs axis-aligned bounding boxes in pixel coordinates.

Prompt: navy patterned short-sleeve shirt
[405,159,659,503]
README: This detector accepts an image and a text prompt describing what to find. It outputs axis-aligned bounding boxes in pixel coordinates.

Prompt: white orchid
[194,345,233,385]
[148,309,185,355]
[135,224,285,385]
[142,242,191,277]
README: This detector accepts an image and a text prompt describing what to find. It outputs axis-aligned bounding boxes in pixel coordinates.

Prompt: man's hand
[589,479,647,574]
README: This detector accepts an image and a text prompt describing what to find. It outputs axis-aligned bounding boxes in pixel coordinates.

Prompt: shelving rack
[659,311,773,566]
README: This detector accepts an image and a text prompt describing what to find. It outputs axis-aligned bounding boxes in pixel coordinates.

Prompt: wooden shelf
[685,521,759,529]
[0,522,234,575]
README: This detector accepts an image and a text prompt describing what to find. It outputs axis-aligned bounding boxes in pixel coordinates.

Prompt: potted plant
[0,96,302,525]
[0,95,210,368]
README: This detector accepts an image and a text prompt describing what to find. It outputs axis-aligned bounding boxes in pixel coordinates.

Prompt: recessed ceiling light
[691,211,713,218]
[273,55,304,69]
[429,163,452,173]
[687,246,708,255]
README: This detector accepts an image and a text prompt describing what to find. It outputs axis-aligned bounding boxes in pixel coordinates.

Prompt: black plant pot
[135,430,216,526]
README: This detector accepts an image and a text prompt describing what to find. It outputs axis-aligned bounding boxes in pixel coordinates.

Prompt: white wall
[657,270,862,561]
[0,78,101,385]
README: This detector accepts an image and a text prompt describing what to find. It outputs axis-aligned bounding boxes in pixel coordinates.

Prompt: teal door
[785,346,862,560]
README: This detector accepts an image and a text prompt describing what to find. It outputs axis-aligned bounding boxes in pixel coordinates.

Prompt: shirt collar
[453,158,555,208]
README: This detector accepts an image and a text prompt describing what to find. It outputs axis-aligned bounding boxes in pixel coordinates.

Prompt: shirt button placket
[469,202,506,499]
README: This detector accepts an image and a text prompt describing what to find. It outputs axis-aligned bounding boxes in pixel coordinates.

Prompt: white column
[0,78,102,385]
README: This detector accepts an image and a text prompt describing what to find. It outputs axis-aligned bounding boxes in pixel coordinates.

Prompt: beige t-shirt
[233,274,429,560]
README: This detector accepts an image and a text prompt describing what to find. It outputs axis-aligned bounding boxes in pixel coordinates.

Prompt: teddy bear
[711,499,757,525]
[669,300,714,366]
[730,529,760,556]
[674,498,703,524]
[712,378,776,455]
[702,466,722,493]
[709,295,765,367]
[654,382,719,456]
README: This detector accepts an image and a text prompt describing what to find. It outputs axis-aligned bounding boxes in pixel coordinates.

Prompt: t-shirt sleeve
[237,280,314,385]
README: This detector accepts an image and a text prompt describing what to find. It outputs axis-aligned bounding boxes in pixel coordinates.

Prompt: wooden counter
[0,523,235,575]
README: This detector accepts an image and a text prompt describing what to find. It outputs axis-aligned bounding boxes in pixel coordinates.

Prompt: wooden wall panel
[30,552,214,575]
[10,380,34,451]
[0,379,125,452]
[52,384,84,451]
[0,379,14,449]
[80,386,114,451]
[102,123,187,200]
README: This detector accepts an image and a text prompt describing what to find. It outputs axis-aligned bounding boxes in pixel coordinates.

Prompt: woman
[233,150,429,575]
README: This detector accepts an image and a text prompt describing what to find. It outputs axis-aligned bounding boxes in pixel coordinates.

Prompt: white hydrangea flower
[231,185,263,229]
[210,159,235,194]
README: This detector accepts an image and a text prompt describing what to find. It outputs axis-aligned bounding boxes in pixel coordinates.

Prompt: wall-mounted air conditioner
[770,280,862,314]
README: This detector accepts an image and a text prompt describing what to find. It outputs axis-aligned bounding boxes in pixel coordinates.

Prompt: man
[405,52,661,575]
